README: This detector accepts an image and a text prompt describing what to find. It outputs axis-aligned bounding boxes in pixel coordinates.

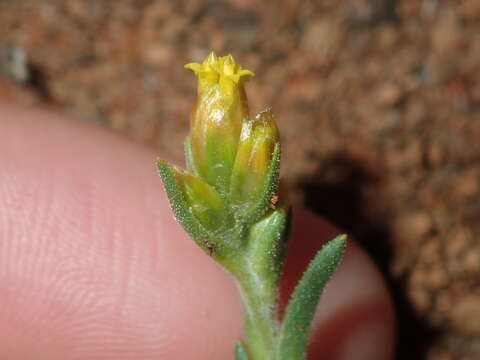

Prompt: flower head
[185,52,254,196]
[185,52,254,95]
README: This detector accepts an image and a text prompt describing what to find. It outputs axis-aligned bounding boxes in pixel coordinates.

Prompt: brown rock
[446,227,472,257]
[464,248,480,273]
[451,168,479,199]
[301,18,344,64]
[451,295,480,334]
[431,11,463,55]
[375,83,403,107]
[394,212,432,243]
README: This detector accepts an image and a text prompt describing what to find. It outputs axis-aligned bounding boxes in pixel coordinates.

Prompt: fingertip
[0,104,244,359]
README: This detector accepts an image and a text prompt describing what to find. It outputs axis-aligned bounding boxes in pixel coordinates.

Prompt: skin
[0,103,395,359]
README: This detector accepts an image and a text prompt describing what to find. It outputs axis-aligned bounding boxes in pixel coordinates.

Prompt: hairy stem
[229,253,280,360]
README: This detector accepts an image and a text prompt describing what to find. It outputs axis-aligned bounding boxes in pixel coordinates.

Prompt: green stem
[237,272,279,360]
[222,240,282,360]
[223,210,287,360]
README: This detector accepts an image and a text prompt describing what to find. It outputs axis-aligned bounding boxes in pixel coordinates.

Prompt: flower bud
[229,108,279,208]
[185,52,254,195]
[172,167,229,231]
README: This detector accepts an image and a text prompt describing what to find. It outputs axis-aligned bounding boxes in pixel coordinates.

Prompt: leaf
[157,158,219,255]
[234,340,251,360]
[174,168,231,232]
[277,235,347,360]
[236,209,290,360]
[246,208,291,304]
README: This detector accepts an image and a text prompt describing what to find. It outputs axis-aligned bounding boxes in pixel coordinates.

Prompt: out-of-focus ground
[0,0,479,359]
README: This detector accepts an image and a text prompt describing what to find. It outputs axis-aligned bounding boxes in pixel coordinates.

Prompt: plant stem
[234,261,280,360]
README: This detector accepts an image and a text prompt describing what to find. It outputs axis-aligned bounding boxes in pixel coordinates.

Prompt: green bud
[185,52,254,195]
[230,108,279,209]
[171,166,229,231]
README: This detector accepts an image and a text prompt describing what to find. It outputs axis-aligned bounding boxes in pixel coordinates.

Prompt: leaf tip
[156,157,167,169]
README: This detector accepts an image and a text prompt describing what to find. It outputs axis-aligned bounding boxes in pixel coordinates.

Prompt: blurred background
[0,0,479,359]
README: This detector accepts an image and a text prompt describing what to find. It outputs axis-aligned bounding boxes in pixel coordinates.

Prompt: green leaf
[157,158,220,255]
[277,235,347,360]
[246,208,290,303]
[235,208,290,360]
[174,168,231,232]
[235,340,251,360]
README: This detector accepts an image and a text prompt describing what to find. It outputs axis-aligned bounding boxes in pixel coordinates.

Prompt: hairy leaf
[157,159,218,255]
[277,235,347,360]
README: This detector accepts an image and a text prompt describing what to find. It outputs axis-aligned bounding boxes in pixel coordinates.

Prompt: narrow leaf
[157,158,217,254]
[235,340,251,360]
[174,168,231,232]
[247,208,290,304]
[277,235,347,360]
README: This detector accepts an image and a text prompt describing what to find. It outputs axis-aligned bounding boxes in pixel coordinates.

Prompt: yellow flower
[185,52,254,196]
